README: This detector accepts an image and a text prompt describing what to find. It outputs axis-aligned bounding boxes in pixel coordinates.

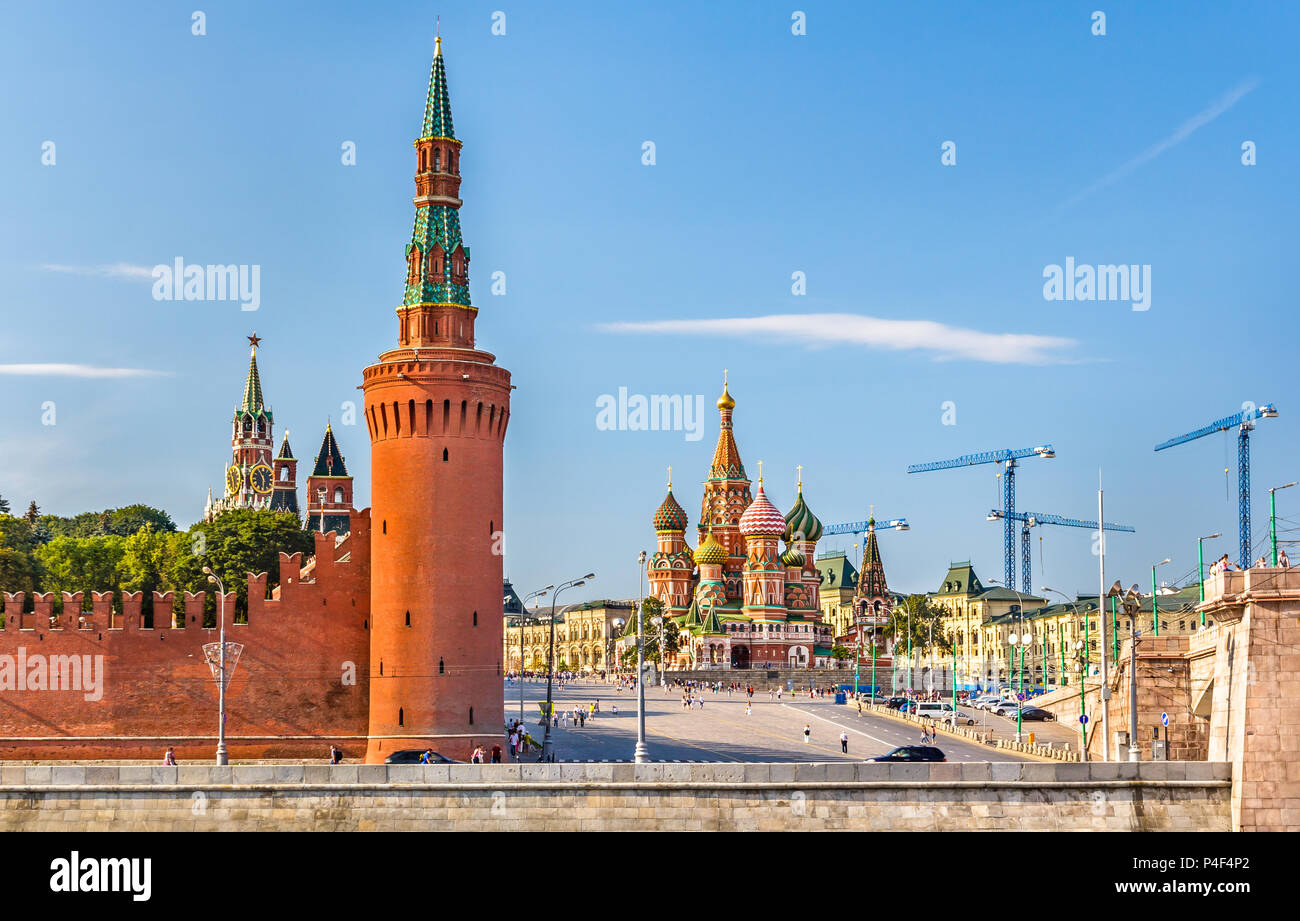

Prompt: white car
[972,695,1001,710]
[949,709,977,725]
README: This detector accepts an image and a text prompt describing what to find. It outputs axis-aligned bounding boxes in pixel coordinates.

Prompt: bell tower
[363,37,512,762]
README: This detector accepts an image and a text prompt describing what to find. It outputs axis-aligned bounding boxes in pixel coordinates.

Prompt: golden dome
[716,383,735,411]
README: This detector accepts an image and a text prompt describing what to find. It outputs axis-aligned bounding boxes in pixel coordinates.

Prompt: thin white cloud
[600,313,1077,365]
[40,262,155,280]
[0,364,168,378]
[1060,78,1259,212]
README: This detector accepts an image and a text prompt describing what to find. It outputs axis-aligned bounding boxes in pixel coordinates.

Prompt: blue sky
[2,1,1298,604]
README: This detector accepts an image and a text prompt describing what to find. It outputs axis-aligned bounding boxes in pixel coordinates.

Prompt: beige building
[504,599,635,674]
[915,561,1212,693]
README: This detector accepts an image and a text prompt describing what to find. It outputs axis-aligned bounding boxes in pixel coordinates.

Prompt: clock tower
[205,334,279,520]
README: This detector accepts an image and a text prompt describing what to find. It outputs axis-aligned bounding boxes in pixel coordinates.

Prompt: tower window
[383,520,387,534]
[473,610,478,626]
[443,448,449,462]
[334,486,344,504]
[379,660,383,675]
[433,149,441,171]
[468,706,474,725]
[439,657,445,675]
[405,610,410,627]
[398,707,404,726]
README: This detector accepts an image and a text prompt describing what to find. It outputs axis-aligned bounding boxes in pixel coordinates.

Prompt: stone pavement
[503,679,1031,763]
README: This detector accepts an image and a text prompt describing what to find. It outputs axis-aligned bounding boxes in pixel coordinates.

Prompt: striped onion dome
[739,482,786,537]
[653,489,688,532]
[784,488,823,543]
[695,529,728,566]
[780,545,806,568]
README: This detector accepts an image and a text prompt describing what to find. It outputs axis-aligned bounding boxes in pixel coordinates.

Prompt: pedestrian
[162,746,177,766]
[578,711,585,728]
[471,746,485,764]
[840,731,849,753]
[611,704,618,717]
[328,744,342,764]
[776,687,782,700]
[802,724,811,744]
[745,701,751,716]
[856,699,863,716]
[490,744,503,763]
[419,749,434,764]
[1281,549,1291,568]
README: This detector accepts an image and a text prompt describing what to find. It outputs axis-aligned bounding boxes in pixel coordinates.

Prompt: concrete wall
[0,761,1230,832]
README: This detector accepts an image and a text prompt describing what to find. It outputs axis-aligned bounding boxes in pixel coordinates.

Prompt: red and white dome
[739,483,786,537]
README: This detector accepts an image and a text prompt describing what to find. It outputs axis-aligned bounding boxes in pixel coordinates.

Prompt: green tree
[177,510,315,622]
[33,535,126,608]
[109,504,176,536]
[888,594,952,657]
[0,515,38,554]
[0,549,38,598]
[830,644,853,664]
[24,501,39,525]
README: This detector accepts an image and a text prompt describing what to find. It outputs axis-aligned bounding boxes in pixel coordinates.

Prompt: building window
[398,707,404,726]
[473,610,478,626]
[334,486,344,504]
[405,611,410,627]
[469,706,474,725]
[443,448,449,462]
[439,657,445,675]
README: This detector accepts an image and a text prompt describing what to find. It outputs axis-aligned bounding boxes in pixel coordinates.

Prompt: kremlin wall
[0,39,507,763]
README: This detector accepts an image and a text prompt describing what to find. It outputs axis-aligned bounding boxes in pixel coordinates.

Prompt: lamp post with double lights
[1006,629,1032,741]
[988,579,1029,696]
[201,566,229,766]
[542,573,595,763]
[1072,639,1089,758]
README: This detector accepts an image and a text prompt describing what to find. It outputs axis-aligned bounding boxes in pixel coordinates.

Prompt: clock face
[225,465,242,496]
[250,463,275,495]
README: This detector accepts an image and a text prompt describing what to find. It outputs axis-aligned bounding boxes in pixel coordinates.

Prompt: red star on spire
[248,333,262,349]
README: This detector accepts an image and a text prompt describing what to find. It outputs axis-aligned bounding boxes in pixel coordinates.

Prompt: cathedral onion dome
[784,488,823,543]
[716,381,735,411]
[653,489,688,532]
[696,529,728,566]
[780,545,806,568]
[739,482,785,537]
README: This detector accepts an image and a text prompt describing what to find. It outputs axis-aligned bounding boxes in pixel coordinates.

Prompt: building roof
[310,425,349,478]
[976,587,1046,604]
[935,562,984,596]
[277,431,294,460]
[422,37,455,140]
[238,339,270,420]
[739,481,785,537]
[815,552,859,592]
[653,488,688,532]
[854,522,890,602]
[784,486,823,543]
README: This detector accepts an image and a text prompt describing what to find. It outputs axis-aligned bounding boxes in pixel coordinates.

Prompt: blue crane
[1155,402,1278,569]
[987,509,1135,594]
[823,516,910,538]
[908,445,1056,588]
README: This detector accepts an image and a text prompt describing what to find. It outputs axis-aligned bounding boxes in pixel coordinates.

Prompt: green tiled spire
[238,335,269,419]
[422,37,455,140]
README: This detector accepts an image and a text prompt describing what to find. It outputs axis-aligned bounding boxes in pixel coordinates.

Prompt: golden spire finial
[757,460,764,485]
[667,465,672,490]
[796,464,803,492]
[716,368,735,410]
[435,16,442,56]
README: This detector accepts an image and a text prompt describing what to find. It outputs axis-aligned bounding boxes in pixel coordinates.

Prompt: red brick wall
[0,512,372,761]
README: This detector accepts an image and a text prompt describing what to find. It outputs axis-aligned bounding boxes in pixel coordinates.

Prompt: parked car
[974,696,1003,711]
[384,749,456,764]
[868,746,946,762]
[1018,706,1054,722]
[885,697,908,710]
[949,709,977,726]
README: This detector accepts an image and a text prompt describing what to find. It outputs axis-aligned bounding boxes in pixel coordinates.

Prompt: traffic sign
[1161,712,1169,727]
[1079,715,1088,724]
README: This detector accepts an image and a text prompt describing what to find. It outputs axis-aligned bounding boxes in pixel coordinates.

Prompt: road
[503,678,1032,763]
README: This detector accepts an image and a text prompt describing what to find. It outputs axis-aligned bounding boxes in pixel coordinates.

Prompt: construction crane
[1155,402,1277,569]
[908,445,1056,588]
[987,509,1135,594]
[823,516,910,538]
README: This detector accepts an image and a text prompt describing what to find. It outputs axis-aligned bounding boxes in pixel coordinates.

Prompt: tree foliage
[888,594,953,655]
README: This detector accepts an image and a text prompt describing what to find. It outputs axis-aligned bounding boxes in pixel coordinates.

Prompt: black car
[384,749,457,764]
[868,746,946,762]
[1018,707,1054,722]
[884,697,908,710]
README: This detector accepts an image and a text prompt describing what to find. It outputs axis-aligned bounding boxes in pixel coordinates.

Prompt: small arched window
[442,448,449,462]
[468,706,474,725]
[334,486,344,504]
[279,466,288,482]
[439,657,445,675]
[473,610,478,626]
[405,610,410,627]
[398,707,404,726]
[433,149,441,172]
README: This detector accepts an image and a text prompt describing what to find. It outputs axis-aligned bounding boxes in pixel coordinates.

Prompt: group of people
[1217,549,1291,573]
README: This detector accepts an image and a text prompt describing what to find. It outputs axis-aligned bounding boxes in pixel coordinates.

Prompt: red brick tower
[363,37,512,762]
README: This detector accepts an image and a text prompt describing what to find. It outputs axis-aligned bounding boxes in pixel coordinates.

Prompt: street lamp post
[989,579,1028,700]
[1152,558,1171,636]
[1196,534,1221,624]
[201,566,228,766]
[1073,639,1088,758]
[635,551,649,764]
[542,573,595,763]
[514,586,554,723]
[1007,632,1031,741]
[1270,483,1297,566]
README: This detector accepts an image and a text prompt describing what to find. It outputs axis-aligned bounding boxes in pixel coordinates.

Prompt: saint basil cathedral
[646,379,836,669]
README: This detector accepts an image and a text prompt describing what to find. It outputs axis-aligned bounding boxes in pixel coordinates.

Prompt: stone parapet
[0,761,1231,832]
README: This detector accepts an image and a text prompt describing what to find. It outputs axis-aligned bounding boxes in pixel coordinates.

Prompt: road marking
[782,704,894,748]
